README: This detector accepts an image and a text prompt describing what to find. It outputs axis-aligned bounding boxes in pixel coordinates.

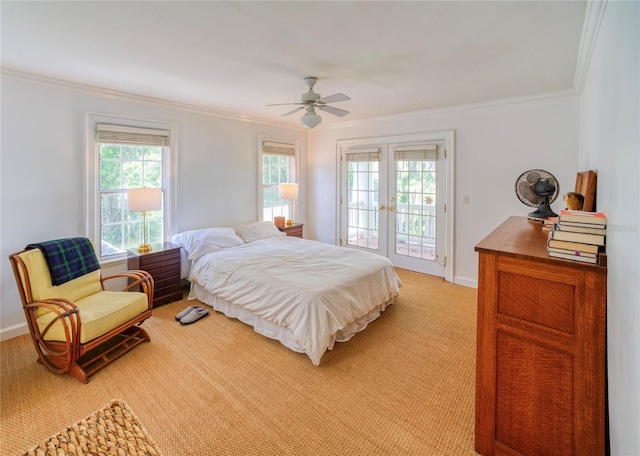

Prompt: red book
[559,210,607,225]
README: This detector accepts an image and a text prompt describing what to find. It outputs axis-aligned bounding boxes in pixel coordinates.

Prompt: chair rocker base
[38,326,151,383]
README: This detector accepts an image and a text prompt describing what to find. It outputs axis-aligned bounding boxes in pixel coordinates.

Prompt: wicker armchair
[9,240,154,383]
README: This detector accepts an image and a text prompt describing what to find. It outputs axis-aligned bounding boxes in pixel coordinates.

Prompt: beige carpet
[1,268,479,455]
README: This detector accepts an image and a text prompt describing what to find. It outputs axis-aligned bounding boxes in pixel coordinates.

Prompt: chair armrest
[26,298,82,355]
[101,270,154,309]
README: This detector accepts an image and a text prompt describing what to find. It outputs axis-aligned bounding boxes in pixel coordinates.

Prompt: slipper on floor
[175,306,195,321]
[180,306,209,325]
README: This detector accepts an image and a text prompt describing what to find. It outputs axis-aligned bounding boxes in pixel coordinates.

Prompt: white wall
[308,95,581,285]
[579,1,640,453]
[0,73,306,340]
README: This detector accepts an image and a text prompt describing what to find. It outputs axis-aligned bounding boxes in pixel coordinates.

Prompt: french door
[339,132,453,280]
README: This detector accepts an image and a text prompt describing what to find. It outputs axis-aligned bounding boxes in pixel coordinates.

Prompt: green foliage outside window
[99,144,164,256]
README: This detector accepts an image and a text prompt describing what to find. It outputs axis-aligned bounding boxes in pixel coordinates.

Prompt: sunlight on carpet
[1,269,479,455]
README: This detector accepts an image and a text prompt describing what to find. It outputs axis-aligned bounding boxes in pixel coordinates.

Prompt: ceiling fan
[267,77,350,129]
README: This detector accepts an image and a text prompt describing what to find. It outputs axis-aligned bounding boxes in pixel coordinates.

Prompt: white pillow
[232,221,286,243]
[172,227,245,260]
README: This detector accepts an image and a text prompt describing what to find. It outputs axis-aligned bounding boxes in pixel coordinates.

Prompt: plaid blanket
[26,237,100,286]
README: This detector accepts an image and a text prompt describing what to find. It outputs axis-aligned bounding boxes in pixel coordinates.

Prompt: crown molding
[573,0,608,93]
[317,88,580,132]
[0,68,306,132]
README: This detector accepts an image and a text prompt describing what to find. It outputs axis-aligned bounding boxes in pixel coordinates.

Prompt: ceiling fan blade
[318,93,350,104]
[282,106,306,116]
[317,105,350,117]
[267,102,303,107]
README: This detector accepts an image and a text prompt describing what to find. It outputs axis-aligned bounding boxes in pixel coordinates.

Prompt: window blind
[394,144,438,161]
[345,147,381,162]
[96,124,170,147]
[263,141,296,157]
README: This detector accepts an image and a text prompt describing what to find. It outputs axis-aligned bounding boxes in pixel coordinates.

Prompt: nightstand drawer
[139,256,180,275]
[154,272,181,290]
[139,251,180,267]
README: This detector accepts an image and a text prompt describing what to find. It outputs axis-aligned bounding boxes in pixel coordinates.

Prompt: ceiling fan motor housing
[302,91,320,103]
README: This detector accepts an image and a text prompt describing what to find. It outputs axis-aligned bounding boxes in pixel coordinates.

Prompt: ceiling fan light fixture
[267,77,349,128]
[301,108,322,129]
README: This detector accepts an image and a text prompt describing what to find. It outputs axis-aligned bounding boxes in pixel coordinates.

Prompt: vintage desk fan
[515,169,560,220]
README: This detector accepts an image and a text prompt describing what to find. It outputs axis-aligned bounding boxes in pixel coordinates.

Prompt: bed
[172,221,401,365]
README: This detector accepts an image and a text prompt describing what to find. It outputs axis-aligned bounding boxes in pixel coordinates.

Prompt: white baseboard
[0,322,29,342]
[453,276,478,289]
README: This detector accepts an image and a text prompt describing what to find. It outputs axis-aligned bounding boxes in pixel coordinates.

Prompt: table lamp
[128,187,162,252]
[278,183,298,226]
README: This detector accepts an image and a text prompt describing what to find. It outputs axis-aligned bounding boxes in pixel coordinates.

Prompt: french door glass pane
[395,159,436,260]
[347,160,379,250]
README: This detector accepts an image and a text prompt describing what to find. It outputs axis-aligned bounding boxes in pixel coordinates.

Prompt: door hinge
[444,149,447,158]
[444,204,446,213]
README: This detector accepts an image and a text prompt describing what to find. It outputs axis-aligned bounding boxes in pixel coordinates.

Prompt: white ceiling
[1,1,587,128]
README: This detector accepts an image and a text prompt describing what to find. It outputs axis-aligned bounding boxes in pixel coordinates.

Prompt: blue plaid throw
[26,237,100,286]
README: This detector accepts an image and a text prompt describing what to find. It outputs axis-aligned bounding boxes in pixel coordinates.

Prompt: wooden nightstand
[127,242,183,307]
[278,223,304,238]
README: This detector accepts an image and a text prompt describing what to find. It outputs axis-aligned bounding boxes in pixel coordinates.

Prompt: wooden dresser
[474,216,607,456]
[127,242,183,307]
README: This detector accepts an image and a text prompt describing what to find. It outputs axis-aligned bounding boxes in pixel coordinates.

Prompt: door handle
[389,205,395,212]
[379,205,386,211]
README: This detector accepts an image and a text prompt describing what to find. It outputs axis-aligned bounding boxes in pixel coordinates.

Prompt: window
[87,114,175,261]
[259,138,297,222]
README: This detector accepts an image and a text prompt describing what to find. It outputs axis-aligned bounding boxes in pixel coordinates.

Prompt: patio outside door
[340,133,452,279]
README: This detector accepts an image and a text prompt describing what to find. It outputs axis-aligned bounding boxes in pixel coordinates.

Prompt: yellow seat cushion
[37,290,149,343]
[17,249,101,317]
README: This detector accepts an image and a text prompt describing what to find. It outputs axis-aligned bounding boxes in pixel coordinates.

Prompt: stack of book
[547,210,607,264]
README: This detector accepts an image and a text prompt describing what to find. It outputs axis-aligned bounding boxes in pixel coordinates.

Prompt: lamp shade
[128,187,162,212]
[278,183,299,200]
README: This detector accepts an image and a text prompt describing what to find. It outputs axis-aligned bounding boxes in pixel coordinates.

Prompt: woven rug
[23,399,162,456]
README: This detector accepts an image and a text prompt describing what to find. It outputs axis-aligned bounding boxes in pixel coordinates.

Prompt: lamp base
[286,219,294,226]
[138,243,153,253]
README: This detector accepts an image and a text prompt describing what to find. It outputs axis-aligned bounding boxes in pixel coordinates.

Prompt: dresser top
[475,216,606,272]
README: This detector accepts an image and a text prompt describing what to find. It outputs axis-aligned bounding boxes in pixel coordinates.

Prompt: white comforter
[188,236,401,365]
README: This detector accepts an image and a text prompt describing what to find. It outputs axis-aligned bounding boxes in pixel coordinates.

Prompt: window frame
[86,112,177,264]
[258,135,298,222]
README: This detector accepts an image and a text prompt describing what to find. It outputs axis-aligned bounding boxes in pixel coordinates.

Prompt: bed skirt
[188,282,393,361]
